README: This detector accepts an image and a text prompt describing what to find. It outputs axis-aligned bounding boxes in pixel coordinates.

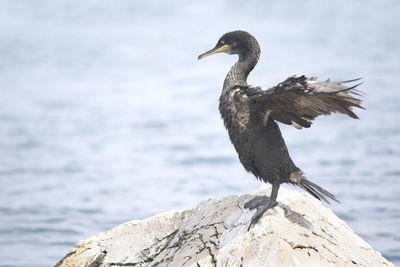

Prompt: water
[0,1,399,266]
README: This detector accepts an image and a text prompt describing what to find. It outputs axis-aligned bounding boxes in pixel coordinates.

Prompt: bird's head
[198,30,259,60]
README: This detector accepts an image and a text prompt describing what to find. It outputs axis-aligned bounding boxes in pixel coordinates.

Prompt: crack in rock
[292,244,318,253]
[87,250,107,267]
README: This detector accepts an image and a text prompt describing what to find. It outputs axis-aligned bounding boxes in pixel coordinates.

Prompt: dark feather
[298,178,340,204]
[249,75,364,129]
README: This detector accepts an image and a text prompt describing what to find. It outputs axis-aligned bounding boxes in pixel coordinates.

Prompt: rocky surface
[55,186,394,267]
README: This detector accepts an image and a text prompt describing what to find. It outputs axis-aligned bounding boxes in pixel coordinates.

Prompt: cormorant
[198,30,363,230]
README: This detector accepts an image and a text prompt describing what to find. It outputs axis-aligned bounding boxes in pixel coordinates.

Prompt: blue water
[0,1,399,266]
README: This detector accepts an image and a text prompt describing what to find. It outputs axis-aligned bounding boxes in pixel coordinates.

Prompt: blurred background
[0,0,399,266]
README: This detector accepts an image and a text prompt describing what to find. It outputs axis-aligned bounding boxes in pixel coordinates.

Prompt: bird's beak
[198,44,229,60]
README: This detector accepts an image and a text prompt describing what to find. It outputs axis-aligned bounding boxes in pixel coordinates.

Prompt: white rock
[55,186,394,267]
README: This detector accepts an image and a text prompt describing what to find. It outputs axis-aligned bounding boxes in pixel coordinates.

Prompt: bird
[198,30,363,230]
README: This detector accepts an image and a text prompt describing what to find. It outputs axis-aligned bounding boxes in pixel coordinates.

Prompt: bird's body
[198,31,363,229]
[219,86,299,185]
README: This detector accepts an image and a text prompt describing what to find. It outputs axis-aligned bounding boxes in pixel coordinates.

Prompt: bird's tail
[293,174,340,204]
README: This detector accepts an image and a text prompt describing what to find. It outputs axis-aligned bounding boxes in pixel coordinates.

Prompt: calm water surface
[0,1,399,266]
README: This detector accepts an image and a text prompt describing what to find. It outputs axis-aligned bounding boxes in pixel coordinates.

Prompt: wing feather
[250,75,364,128]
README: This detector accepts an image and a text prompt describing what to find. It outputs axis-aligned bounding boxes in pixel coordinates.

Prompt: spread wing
[249,75,364,129]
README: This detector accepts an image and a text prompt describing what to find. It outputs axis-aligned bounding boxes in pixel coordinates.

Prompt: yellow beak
[198,44,229,60]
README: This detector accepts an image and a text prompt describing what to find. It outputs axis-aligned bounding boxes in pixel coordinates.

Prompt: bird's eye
[220,40,225,45]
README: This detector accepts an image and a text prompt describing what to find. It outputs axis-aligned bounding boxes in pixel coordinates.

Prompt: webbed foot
[246,198,278,231]
[244,195,270,210]
[244,184,280,231]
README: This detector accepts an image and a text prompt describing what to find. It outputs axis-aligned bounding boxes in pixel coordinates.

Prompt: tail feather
[298,178,340,204]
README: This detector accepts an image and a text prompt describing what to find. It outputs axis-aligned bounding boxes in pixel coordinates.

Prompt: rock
[55,186,394,267]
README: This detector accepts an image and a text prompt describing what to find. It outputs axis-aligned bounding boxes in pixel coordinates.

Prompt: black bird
[198,30,363,230]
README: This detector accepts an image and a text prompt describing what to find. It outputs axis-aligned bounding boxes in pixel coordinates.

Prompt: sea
[0,1,399,266]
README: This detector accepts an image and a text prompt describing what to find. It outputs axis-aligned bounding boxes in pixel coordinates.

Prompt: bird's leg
[246,183,280,231]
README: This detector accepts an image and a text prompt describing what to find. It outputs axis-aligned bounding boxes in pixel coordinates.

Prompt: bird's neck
[223,49,260,92]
